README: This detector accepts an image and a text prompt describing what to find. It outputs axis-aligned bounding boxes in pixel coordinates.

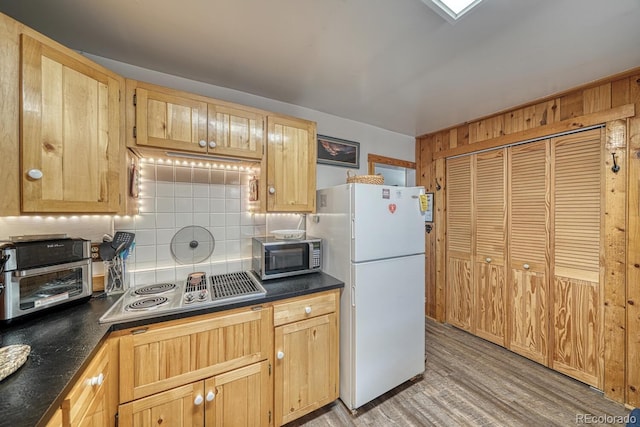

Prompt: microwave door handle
[271,254,277,269]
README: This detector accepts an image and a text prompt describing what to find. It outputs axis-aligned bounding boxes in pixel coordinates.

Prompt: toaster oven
[0,238,92,322]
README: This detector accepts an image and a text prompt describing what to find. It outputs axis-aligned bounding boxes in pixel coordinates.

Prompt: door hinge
[133,92,137,106]
[268,410,271,423]
[133,126,137,139]
[119,90,121,102]
[115,412,119,427]
[268,363,271,375]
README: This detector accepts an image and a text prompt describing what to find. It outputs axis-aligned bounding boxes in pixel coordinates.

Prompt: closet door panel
[508,140,549,364]
[446,156,473,331]
[474,150,506,345]
[551,128,603,388]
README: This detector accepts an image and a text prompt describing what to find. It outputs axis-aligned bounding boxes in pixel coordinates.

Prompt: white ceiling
[1,0,639,136]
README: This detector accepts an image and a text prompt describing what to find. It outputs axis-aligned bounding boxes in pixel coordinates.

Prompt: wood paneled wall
[416,67,640,406]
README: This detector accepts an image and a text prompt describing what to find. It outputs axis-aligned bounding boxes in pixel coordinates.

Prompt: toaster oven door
[1,259,91,320]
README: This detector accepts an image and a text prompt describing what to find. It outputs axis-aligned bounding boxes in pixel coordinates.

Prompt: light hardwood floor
[288,318,630,427]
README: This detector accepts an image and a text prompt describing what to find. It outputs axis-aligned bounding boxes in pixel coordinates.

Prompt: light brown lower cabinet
[57,338,116,427]
[273,291,339,427]
[45,408,63,427]
[117,360,270,427]
[47,291,340,426]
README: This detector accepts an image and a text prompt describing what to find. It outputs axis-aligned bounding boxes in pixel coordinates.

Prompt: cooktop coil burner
[125,296,169,311]
[133,283,177,296]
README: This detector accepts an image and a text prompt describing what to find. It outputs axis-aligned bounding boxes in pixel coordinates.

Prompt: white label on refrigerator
[382,189,390,199]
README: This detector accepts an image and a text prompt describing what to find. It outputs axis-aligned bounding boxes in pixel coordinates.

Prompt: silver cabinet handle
[523,263,530,270]
[194,394,204,405]
[269,186,276,195]
[485,257,492,263]
[209,141,217,148]
[198,140,207,148]
[206,390,215,402]
[89,373,104,386]
[277,351,285,360]
[27,169,43,180]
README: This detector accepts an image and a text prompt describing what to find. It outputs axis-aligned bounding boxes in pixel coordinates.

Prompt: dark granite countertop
[0,271,343,427]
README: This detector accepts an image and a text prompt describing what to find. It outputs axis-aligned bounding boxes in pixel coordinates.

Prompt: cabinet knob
[523,263,530,270]
[277,351,285,360]
[209,141,217,148]
[485,257,492,263]
[89,373,104,386]
[27,169,43,180]
[194,394,204,406]
[198,140,207,148]
[268,186,276,195]
[206,390,215,402]
[305,306,312,314]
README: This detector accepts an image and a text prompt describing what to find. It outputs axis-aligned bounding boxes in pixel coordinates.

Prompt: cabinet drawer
[273,291,337,326]
[62,341,110,426]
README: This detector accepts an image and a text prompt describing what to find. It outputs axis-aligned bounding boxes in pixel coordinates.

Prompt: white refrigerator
[307,183,426,411]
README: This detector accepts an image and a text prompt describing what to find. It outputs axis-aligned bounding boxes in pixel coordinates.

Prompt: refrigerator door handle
[351,285,356,307]
[351,215,355,240]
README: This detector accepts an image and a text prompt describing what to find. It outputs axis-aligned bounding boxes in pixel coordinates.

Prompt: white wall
[84,54,415,189]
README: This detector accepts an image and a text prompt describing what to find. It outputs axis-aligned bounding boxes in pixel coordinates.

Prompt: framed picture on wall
[317,135,360,168]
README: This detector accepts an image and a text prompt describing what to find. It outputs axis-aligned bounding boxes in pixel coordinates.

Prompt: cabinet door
[446,156,473,331]
[61,339,111,427]
[205,360,270,427]
[119,307,272,403]
[208,104,264,159]
[274,313,338,426]
[118,382,205,427]
[266,115,316,212]
[21,34,121,212]
[135,86,207,153]
[551,128,603,388]
[473,149,507,346]
[508,140,549,364]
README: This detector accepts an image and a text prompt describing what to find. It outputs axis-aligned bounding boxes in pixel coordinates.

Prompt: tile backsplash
[115,160,303,287]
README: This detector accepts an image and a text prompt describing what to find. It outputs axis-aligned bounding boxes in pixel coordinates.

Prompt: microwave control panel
[312,242,321,269]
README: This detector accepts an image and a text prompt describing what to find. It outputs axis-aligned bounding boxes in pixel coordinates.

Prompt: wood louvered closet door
[446,156,473,331]
[551,128,603,388]
[473,149,507,345]
[508,140,549,364]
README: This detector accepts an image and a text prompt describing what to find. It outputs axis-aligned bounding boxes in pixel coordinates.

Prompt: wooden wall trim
[626,74,640,407]
[433,104,635,160]
[366,154,416,172]
[603,119,627,402]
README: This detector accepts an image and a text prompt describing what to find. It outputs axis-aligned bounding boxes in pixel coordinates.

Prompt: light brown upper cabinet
[129,80,264,160]
[265,114,317,213]
[21,34,123,213]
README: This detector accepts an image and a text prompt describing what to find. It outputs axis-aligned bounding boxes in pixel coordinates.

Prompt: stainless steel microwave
[252,236,322,280]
